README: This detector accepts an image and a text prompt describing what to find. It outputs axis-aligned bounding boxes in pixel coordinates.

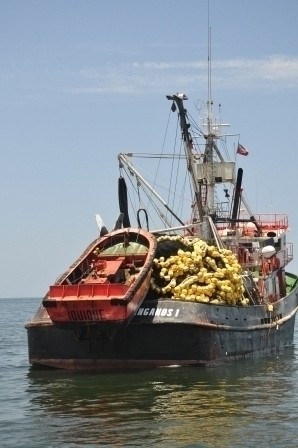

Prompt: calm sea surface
[1,297,298,447]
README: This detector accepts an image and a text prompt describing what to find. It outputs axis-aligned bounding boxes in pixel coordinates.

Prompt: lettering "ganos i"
[137,307,180,318]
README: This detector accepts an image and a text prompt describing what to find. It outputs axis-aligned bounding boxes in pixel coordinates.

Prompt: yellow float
[150,235,245,305]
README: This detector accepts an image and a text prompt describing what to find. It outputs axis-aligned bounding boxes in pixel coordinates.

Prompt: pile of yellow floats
[150,235,248,306]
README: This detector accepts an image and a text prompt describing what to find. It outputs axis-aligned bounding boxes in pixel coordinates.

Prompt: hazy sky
[1,0,298,298]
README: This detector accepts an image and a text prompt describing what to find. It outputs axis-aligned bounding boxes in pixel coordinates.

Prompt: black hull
[26,285,298,371]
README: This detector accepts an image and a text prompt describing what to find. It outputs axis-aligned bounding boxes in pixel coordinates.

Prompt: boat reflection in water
[26,350,298,447]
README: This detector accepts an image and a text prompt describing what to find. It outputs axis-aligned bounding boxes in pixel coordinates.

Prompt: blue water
[1,297,298,447]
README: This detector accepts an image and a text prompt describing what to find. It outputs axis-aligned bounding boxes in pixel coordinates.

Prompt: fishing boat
[42,227,157,325]
[26,83,298,371]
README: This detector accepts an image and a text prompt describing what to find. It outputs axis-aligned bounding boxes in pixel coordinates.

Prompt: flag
[237,143,249,156]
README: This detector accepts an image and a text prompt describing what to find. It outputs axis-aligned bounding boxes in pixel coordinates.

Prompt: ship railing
[240,245,293,272]
[280,243,294,266]
[154,223,197,235]
[226,241,293,272]
[254,214,289,234]
[214,202,230,218]
[237,244,293,270]
[241,262,261,273]
[215,213,289,237]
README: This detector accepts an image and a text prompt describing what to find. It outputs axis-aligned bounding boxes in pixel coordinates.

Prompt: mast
[204,25,217,217]
[166,94,204,221]
[166,27,220,223]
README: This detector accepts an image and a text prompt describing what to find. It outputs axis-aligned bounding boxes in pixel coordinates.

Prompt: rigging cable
[145,105,173,215]
[167,113,181,225]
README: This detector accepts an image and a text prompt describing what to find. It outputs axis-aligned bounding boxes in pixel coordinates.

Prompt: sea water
[0,297,298,448]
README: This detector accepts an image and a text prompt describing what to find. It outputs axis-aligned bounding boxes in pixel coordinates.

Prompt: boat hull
[26,283,298,371]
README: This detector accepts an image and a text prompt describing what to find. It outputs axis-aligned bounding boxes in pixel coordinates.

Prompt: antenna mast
[208,26,212,112]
